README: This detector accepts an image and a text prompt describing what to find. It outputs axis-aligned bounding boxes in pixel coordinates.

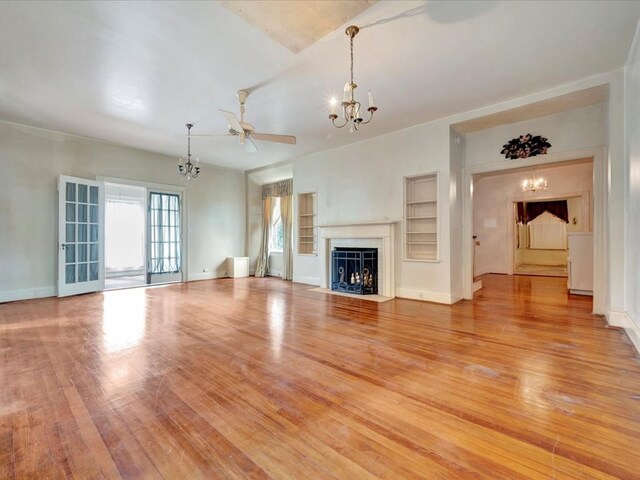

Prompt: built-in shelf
[404,173,438,261]
[298,192,317,255]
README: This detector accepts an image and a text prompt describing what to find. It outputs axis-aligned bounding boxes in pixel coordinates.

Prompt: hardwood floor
[1,274,639,479]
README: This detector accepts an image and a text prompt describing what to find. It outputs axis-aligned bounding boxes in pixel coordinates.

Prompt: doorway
[104,183,146,290]
[103,182,184,291]
[464,152,603,313]
[512,195,587,277]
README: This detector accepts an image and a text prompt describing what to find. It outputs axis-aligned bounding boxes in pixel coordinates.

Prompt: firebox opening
[331,247,378,295]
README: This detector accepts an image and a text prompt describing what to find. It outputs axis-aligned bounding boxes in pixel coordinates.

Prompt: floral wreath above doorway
[500,133,551,160]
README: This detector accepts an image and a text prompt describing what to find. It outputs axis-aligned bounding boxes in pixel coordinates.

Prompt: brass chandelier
[329,25,377,132]
[178,123,201,180]
[521,174,548,193]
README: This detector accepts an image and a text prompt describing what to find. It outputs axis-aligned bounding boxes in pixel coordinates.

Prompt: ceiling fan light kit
[178,123,201,180]
[329,25,377,132]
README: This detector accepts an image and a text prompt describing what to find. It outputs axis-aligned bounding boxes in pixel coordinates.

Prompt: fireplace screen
[331,248,378,295]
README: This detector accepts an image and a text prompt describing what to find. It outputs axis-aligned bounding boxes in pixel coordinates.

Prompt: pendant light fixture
[328,25,377,132]
[178,123,200,180]
[521,173,548,192]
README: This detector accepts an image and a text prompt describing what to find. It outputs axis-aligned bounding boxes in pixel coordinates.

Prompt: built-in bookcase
[298,192,317,255]
[404,173,438,261]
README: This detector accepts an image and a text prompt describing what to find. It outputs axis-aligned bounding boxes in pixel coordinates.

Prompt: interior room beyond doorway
[104,183,146,290]
[473,159,593,289]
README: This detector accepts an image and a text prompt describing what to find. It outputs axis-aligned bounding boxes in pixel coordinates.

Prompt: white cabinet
[567,233,593,295]
[227,257,249,278]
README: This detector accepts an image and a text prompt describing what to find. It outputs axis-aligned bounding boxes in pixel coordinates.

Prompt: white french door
[58,175,105,297]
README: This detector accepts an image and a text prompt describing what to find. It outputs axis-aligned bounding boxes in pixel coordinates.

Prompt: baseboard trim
[606,310,640,354]
[187,272,225,282]
[476,266,507,276]
[606,310,630,328]
[0,286,56,303]
[473,280,483,293]
[396,287,458,305]
[292,275,320,286]
[625,314,640,354]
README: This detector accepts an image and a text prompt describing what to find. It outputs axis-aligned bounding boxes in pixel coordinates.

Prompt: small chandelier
[522,174,548,193]
[178,123,200,180]
[328,25,377,132]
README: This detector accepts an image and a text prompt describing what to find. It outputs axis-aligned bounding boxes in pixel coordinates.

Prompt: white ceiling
[0,1,639,171]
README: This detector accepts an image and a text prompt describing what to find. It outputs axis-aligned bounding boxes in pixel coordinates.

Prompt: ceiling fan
[192,90,296,153]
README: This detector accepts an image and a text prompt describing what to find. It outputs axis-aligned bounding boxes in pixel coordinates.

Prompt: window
[149,192,181,273]
[269,197,283,252]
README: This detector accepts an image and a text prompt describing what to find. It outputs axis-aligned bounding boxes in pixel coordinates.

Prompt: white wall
[292,119,455,304]
[465,103,606,167]
[449,127,464,299]
[473,162,593,275]
[624,21,640,349]
[246,174,262,274]
[0,121,245,301]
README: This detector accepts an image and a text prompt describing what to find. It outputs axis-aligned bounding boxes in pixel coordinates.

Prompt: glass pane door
[147,191,182,284]
[58,176,104,297]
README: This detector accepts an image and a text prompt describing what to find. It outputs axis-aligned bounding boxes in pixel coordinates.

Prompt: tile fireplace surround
[318,221,397,298]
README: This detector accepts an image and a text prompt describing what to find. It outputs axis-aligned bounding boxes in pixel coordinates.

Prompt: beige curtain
[280,195,293,280]
[262,179,292,199]
[254,196,273,277]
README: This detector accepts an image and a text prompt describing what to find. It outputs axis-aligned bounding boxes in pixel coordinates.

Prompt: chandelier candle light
[178,123,200,180]
[329,25,377,132]
[522,174,548,193]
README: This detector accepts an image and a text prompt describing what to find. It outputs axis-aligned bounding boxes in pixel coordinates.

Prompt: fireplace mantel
[318,221,397,298]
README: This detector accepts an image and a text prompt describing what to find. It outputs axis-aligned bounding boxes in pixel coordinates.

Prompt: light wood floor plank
[1,274,639,478]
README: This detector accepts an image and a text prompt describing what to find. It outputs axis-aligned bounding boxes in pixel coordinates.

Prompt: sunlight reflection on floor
[103,288,147,352]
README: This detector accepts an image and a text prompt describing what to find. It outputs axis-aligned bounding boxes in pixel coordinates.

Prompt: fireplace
[318,221,396,298]
[331,247,378,295]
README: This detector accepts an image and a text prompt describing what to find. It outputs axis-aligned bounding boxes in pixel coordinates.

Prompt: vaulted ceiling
[0,1,639,170]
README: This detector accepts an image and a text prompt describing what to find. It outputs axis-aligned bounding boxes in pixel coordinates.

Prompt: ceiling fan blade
[219,109,244,134]
[245,137,258,153]
[251,132,297,145]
